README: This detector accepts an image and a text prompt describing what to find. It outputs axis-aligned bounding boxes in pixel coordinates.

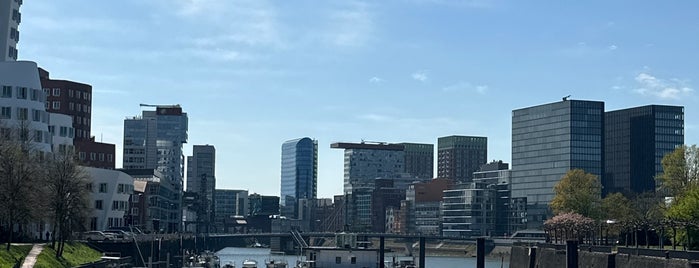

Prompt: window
[99,183,107,193]
[2,86,11,97]
[68,128,74,138]
[351,257,356,264]
[95,200,103,210]
[59,126,67,137]
[17,87,27,99]
[79,152,86,160]
[69,102,74,111]
[1,107,10,119]
[86,183,93,192]
[90,152,96,161]
[118,184,124,193]
[30,89,38,100]
[16,108,27,120]
[52,88,60,96]
[108,154,113,162]
[48,125,55,135]
[32,109,41,121]
[35,131,42,142]
[112,201,119,211]
[52,101,60,109]
[335,257,341,264]
[99,153,105,161]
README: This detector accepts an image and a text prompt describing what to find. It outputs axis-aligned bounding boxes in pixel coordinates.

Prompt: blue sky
[18,0,699,198]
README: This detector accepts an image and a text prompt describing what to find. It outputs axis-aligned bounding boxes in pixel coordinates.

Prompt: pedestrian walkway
[21,244,44,268]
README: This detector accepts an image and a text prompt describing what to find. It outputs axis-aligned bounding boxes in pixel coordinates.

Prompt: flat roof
[330,142,404,151]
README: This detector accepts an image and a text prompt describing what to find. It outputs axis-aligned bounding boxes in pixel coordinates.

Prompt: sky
[17,0,699,198]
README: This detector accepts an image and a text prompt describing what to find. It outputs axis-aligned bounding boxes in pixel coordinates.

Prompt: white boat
[242,259,258,268]
[265,258,288,268]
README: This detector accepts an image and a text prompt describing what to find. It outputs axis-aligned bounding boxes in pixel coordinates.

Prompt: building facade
[123,105,188,232]
[0,61,51,152]
[437,135,487,183]
[604,105,685,196]
[214,189,248,232]
[186,145,216,232]
[120,169,179,233]
[280,137,318,219]
[511,99,604,228]
[85,167,134,231]
[48,113,74,154]
[1,0,21,61]
[402,143,434,180]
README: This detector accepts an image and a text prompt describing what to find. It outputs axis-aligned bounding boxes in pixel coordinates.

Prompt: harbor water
[217,247,509,267]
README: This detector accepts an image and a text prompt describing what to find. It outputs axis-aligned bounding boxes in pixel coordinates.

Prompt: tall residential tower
[437,135,487,183]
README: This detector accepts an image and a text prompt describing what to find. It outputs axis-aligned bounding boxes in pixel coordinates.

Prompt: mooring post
[477,237,485,268]
[566,240,578,268]
[419,237,426,268]
[379,236,385,268]
[528,247,537,268]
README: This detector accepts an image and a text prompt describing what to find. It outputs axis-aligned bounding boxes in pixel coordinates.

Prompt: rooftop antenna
[562,95,571,101]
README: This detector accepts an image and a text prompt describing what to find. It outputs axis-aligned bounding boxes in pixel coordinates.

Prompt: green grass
[0,244,33,268]
[34,242,102,268]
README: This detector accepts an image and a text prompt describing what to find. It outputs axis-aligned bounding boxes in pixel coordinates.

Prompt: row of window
[2,85,44,101]
[47,125,74,138]
[42,88,92,101]
[78,152,114,162]
[0,106,47,122]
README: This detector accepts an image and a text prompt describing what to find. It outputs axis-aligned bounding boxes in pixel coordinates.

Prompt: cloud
[412,70,429,82]
[608,44,618,51]
[369,77,385,83]
[442,81,489,94]
[633,72,693,100]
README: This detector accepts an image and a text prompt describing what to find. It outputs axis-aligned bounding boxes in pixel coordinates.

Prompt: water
[217,247,509,267]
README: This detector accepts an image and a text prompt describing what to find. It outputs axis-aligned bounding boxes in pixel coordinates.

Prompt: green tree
[658,145,699,197]
[666,186,699,249]
[601,193,633,222]
[550,169,602,219]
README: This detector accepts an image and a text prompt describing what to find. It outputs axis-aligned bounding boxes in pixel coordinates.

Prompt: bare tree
[0,122,43,250]
[42,148,91,257]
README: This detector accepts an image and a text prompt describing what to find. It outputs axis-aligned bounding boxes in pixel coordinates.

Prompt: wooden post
[419,237,425,268]
[528,247,537,268]
[379,236,385,268]
[566,240,578,268]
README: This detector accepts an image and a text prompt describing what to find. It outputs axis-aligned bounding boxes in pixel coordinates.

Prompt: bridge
[209,232,480,241]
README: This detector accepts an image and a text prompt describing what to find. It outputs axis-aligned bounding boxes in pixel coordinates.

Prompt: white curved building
[48,113,74,153]
[0,60,51,152]
[84,167,134,230]
[0,0,21,61]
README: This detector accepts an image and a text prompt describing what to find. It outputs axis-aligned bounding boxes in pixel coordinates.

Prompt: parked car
[102,230,134,240]
[108,226,144,235]
[82,231,115,241]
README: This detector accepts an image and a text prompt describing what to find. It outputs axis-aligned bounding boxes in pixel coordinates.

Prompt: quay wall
[511,244,697,268]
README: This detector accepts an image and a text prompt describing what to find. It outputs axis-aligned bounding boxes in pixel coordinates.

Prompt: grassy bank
[34,242,102,268]
[0,244,33,267]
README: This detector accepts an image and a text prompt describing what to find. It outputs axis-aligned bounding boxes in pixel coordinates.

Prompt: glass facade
[604,105,684,195]
[280,137,318,219]
[402,143,434,180]
[511,100,604,228]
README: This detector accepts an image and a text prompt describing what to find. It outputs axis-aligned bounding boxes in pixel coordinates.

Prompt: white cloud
[634,72,693,100]
[608,44,618,51]
[442,81,489,94]
[412,70,429,82]
[369,77,385,83]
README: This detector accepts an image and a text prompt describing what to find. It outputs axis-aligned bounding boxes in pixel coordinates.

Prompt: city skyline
[17,0,699,198]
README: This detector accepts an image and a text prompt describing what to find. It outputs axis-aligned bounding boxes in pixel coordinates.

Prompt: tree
[0,123,43,251]
[550,169,602,219]
[42,149,91,257]
[666,186,699,249]
[601,193,633,222]
[658,145,699,197]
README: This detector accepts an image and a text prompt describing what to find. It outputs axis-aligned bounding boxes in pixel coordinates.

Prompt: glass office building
[511,99,604,228]
[604,105,684,196]
[280,137,318,219]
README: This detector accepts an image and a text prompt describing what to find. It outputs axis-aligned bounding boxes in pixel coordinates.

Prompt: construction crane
[139,103,181,108]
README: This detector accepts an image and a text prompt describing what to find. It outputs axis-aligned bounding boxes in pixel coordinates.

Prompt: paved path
[20,244,44,268]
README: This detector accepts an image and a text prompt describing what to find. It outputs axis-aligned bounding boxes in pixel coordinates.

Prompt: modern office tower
[331,142,407,194]
[1,0,21,61]
[402,143,434,180]
[0,61,51,152]
[511,99,604,228]
[604,105,685,196]
[123,104,188,232]
[437,135,487,183]
[186,145,216,233]
[214,189,248,232]
[280,137,318,219]
[39,68,115,169]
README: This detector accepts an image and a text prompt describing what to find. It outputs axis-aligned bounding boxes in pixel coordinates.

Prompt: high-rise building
[186,145,216,232]
[1,0,21,61]
[39,68,115,169]
[511,99,604,228]
[402,143,434,180]
[437,135,487,183]
[123,104,188,232]
[280,137,318,219]
[604,105,684,196]
[214,189,248,232]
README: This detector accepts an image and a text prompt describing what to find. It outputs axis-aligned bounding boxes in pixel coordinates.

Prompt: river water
[217,247,509,267]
